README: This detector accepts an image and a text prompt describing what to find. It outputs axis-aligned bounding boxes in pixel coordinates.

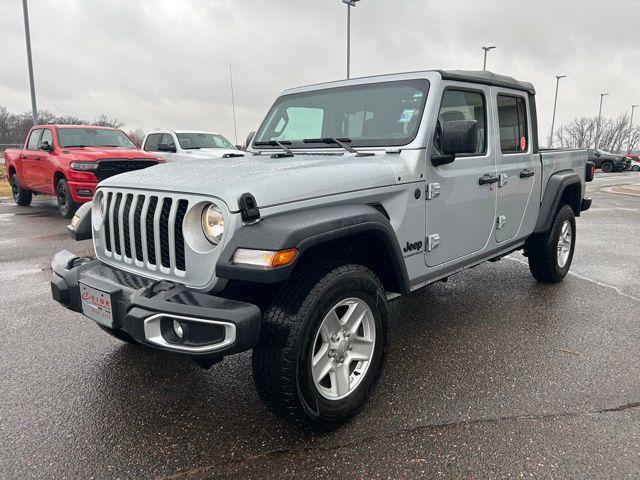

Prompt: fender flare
[534,171,582,233]
[216,204,410,293]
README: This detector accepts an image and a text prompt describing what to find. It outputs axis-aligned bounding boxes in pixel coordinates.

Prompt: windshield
[58,128,136,148]
[253,80,429,148]
[176,133,234,150]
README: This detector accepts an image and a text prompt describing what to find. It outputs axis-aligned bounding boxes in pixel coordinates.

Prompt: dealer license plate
[79,283,113,328]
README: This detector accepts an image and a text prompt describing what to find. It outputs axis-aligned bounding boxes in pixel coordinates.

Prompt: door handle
[520,169,535,178]
[22,155,27,159]
[34,156,41,161]
[478,174,499,185]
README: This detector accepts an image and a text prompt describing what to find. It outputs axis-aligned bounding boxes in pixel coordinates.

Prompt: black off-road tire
[98,325,138,344]
[601,161,613,173]
[56,178,79,218]
[252,262,390,432]
[11,174,32,206]
[526,204,576,283]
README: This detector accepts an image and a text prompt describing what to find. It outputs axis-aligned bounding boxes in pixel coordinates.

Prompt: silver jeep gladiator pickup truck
[51,70,594,431]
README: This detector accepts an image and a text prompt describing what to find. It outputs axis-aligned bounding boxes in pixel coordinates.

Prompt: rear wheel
[11,174,32,206]
[56,178,79,218]
[601,161,613,173]
[252,263,389,432]
[526,204,576,283]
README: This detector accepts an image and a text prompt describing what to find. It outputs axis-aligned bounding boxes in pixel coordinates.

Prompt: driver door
[425,84,497,267]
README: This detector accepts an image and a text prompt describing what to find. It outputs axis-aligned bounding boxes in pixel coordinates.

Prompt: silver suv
[52,70,593,431]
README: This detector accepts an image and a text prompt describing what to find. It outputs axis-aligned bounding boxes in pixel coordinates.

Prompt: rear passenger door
[493,90,536,243]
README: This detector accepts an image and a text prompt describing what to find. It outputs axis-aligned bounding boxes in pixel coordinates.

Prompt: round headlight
[201,203,225,245]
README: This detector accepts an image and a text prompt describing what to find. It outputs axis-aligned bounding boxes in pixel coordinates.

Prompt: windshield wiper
[253,140,294,158]
[302,137,373,156]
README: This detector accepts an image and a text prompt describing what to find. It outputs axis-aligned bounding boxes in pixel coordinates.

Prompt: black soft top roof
[437,70,536,95]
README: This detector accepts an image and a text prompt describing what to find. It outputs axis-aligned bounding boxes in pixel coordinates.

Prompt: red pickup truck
[4,125,160,217]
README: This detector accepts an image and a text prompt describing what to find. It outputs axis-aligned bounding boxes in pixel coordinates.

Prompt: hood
[60,146,158,162]
[99,153,397,210]
[176,148,243,160]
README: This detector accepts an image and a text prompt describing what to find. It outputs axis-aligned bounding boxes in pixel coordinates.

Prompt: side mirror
[245,131,256,149]
[432,120,478,166]
[235,145,245,151]
[39,141,54,152]
[157,143,177,153]
[67,202,92,241]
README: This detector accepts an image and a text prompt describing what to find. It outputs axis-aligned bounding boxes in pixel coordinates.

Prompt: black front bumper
[50,250,261,363]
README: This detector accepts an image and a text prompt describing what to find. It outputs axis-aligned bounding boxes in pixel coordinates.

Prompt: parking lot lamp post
[482,46,496,71]
[228,63,238,146]
[342,0,361,79]
[21,0,38,126]
[549,75,567,147]
[629,104,639,153]
[596,93,610,149]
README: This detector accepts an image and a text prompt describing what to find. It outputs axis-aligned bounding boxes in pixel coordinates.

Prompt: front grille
[102,191,187,273]
[95,159,158,182]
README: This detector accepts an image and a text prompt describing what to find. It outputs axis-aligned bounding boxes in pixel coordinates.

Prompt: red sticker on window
[520,136,527,151]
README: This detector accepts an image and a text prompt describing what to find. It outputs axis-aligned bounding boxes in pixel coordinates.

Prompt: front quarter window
[253,79,429,148]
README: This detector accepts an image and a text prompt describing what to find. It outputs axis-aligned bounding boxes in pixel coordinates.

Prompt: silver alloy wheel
[311,297,376,400]
[557,220,573,268]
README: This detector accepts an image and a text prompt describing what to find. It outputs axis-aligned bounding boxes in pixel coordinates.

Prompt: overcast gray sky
[1,0,639,144]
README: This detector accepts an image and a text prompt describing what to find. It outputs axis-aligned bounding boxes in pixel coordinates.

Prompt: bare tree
[93,114,124,129]
[127,128,145,146]
[552,114,640,152]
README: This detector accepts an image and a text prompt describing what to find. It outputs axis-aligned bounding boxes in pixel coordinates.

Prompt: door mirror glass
[245,131,256,149]
[157,143,176,153]
[39,141,54,152]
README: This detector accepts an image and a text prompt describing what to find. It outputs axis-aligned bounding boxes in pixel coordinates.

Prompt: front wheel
[632,165,640,172]
[526,204,576,283]
[601,161,613,173]
[11,174,32,206]
[252,263,389,432]
[56,178,79,218]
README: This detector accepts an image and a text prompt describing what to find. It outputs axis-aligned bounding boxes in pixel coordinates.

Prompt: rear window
[497,95,528,153]
[144,133,162,151]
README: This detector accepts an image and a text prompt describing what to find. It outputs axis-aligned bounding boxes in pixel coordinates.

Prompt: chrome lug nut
[343,330,351,338]
[328,349,337,358]
[337,355,344,363]
[331,333,340,342]
[347,344,353,351]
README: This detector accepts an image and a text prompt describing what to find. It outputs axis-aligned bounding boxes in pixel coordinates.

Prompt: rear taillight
[586,161,595,182]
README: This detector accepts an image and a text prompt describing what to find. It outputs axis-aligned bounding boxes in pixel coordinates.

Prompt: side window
[40,129,53,147]
[437,89,487,155]
[497,95,528,153]
[276,107,324,141]
[144,133,162,151]
[26,129,42,150]
[161,133,176,147]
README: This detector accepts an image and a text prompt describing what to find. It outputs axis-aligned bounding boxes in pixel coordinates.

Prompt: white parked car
[628,158,640,172]
[141,130,243,162]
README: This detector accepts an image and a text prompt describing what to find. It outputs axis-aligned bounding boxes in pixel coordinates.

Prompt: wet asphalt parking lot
[1,173,639,479]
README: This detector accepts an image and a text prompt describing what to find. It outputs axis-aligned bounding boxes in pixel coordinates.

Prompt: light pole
[228,63,238,146]
[549,75,567,147]
[595,93,610,149]
[342,0,361,79]
[482,46,496,71]
[21,0,38,126]
[628,104,639,153]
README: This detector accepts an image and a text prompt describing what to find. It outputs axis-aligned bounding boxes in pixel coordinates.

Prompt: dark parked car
[587,149,630,172]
